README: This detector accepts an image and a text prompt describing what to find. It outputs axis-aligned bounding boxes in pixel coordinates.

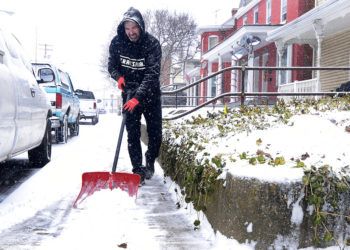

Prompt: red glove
[123,98,139,112]
[117,76,125,92]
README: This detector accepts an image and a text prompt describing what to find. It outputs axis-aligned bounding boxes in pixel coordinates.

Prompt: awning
[202,25,280,62]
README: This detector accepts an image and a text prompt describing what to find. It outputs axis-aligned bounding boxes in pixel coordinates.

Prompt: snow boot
[145,162,154,180]
[132,167,145,185]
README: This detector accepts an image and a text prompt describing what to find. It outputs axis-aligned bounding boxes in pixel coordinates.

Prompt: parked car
[75,89,99,125]
[32,63,80,143]
[0,25,52,167]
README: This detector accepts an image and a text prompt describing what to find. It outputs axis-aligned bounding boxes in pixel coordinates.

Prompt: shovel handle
[112,91,132,172]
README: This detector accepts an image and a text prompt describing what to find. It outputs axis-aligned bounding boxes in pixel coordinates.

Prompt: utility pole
[35,27,38,63]
[38,43,53,60]
[214,9,220,24]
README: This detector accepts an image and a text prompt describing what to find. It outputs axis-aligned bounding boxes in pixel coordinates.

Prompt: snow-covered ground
[0,106,349,249]
[0,113,253,250]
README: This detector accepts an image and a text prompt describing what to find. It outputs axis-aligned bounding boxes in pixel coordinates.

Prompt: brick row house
[187,0,350,105]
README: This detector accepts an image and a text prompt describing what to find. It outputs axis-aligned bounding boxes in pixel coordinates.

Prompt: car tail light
[93,102,96,109]
[56,93,62,108]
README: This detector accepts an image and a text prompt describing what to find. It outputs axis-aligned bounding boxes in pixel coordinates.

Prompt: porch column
[313,18,324,92]
[275,39,285,90]
[217,54,222,103]
[247,54,254,93]
[231,54,238,103]
[188,77,192,106]
[208,61,213,101]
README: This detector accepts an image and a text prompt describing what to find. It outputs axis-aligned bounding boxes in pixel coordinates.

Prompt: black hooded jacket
[108,7,162,105]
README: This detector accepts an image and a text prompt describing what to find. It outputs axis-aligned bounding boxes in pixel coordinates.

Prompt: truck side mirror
[37,68,55,83]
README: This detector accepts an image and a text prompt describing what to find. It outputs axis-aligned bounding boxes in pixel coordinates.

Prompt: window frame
[278,45,292,85]
[243,14,248,25]
[280,0,287,23]
[266,0,272,24]
[253,7,259,24]
[208,35,219,50]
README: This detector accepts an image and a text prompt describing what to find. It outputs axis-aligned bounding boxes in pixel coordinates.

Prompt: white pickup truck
[76,89,99,125]
[0,26,52,167]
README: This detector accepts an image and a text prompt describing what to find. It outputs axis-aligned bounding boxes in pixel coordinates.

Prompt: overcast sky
[1,0,239,64]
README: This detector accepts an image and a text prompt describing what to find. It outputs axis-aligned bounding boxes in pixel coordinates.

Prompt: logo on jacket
[120,55,145,70]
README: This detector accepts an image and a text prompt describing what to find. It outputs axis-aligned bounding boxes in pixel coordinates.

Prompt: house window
[266,0,272,24]
[208,77,217,97]
[254,7,259,24]
[279,45,292,85]
[281,0,287,23]
[210,77,217,97]
[243,15,248,25]
[208,36,218,50]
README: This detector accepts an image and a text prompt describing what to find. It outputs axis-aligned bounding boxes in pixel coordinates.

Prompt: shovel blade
[73,171,140,208]
[109,172,140,196]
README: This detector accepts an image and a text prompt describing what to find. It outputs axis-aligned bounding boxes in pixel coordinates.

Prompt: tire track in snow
[0,199,72,249]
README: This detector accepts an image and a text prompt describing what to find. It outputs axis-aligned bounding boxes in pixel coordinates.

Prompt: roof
[197,25,232,34]
[267,0,350,44]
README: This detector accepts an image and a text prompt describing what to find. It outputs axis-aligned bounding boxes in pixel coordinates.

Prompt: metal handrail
[162,91,347,121]
[162,65,350,120]
[161,66,350,95]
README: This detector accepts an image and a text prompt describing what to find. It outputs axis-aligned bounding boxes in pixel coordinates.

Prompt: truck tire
[58,115,68,143]
[28,119,52,168]
[92,116,99,125]
[70,115,80,136]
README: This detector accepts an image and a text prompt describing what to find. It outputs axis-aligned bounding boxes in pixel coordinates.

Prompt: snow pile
[163,98,350,184]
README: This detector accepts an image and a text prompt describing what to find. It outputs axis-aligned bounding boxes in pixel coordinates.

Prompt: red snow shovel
[73,92,140,208]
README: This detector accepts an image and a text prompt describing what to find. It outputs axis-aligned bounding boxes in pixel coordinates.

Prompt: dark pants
[123,97,162,170]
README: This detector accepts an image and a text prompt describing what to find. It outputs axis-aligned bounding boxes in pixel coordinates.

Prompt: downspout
[313,18,324,92]
[231,52,238,103]
[217,54,222,103]
[208,61,213,102]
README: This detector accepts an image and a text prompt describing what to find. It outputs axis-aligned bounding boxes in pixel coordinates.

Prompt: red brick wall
[271,0,281,24]
[292,44,313,81]
[235,0,315,26]
[223,62,232,93]
[201,30,233,54]
[288,0,314,21]
[236,18,243,29]
[258,1,266,24]
[211,62,219,72]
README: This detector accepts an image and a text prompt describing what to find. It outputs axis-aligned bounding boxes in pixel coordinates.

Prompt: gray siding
[320,30,350,91]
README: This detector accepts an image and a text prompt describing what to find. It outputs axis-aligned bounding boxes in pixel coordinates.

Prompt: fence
[162,66,350,120]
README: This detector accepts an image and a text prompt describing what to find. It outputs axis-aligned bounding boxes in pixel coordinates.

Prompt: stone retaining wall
[141,124,350,249]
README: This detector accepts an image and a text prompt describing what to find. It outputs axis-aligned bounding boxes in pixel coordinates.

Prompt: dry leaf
[345,125,350,133]
[118,242,127,248]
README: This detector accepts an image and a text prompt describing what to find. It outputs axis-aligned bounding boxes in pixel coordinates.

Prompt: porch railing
[162,66,350,120]
[278,78,318,93]
[278,78,318,101]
